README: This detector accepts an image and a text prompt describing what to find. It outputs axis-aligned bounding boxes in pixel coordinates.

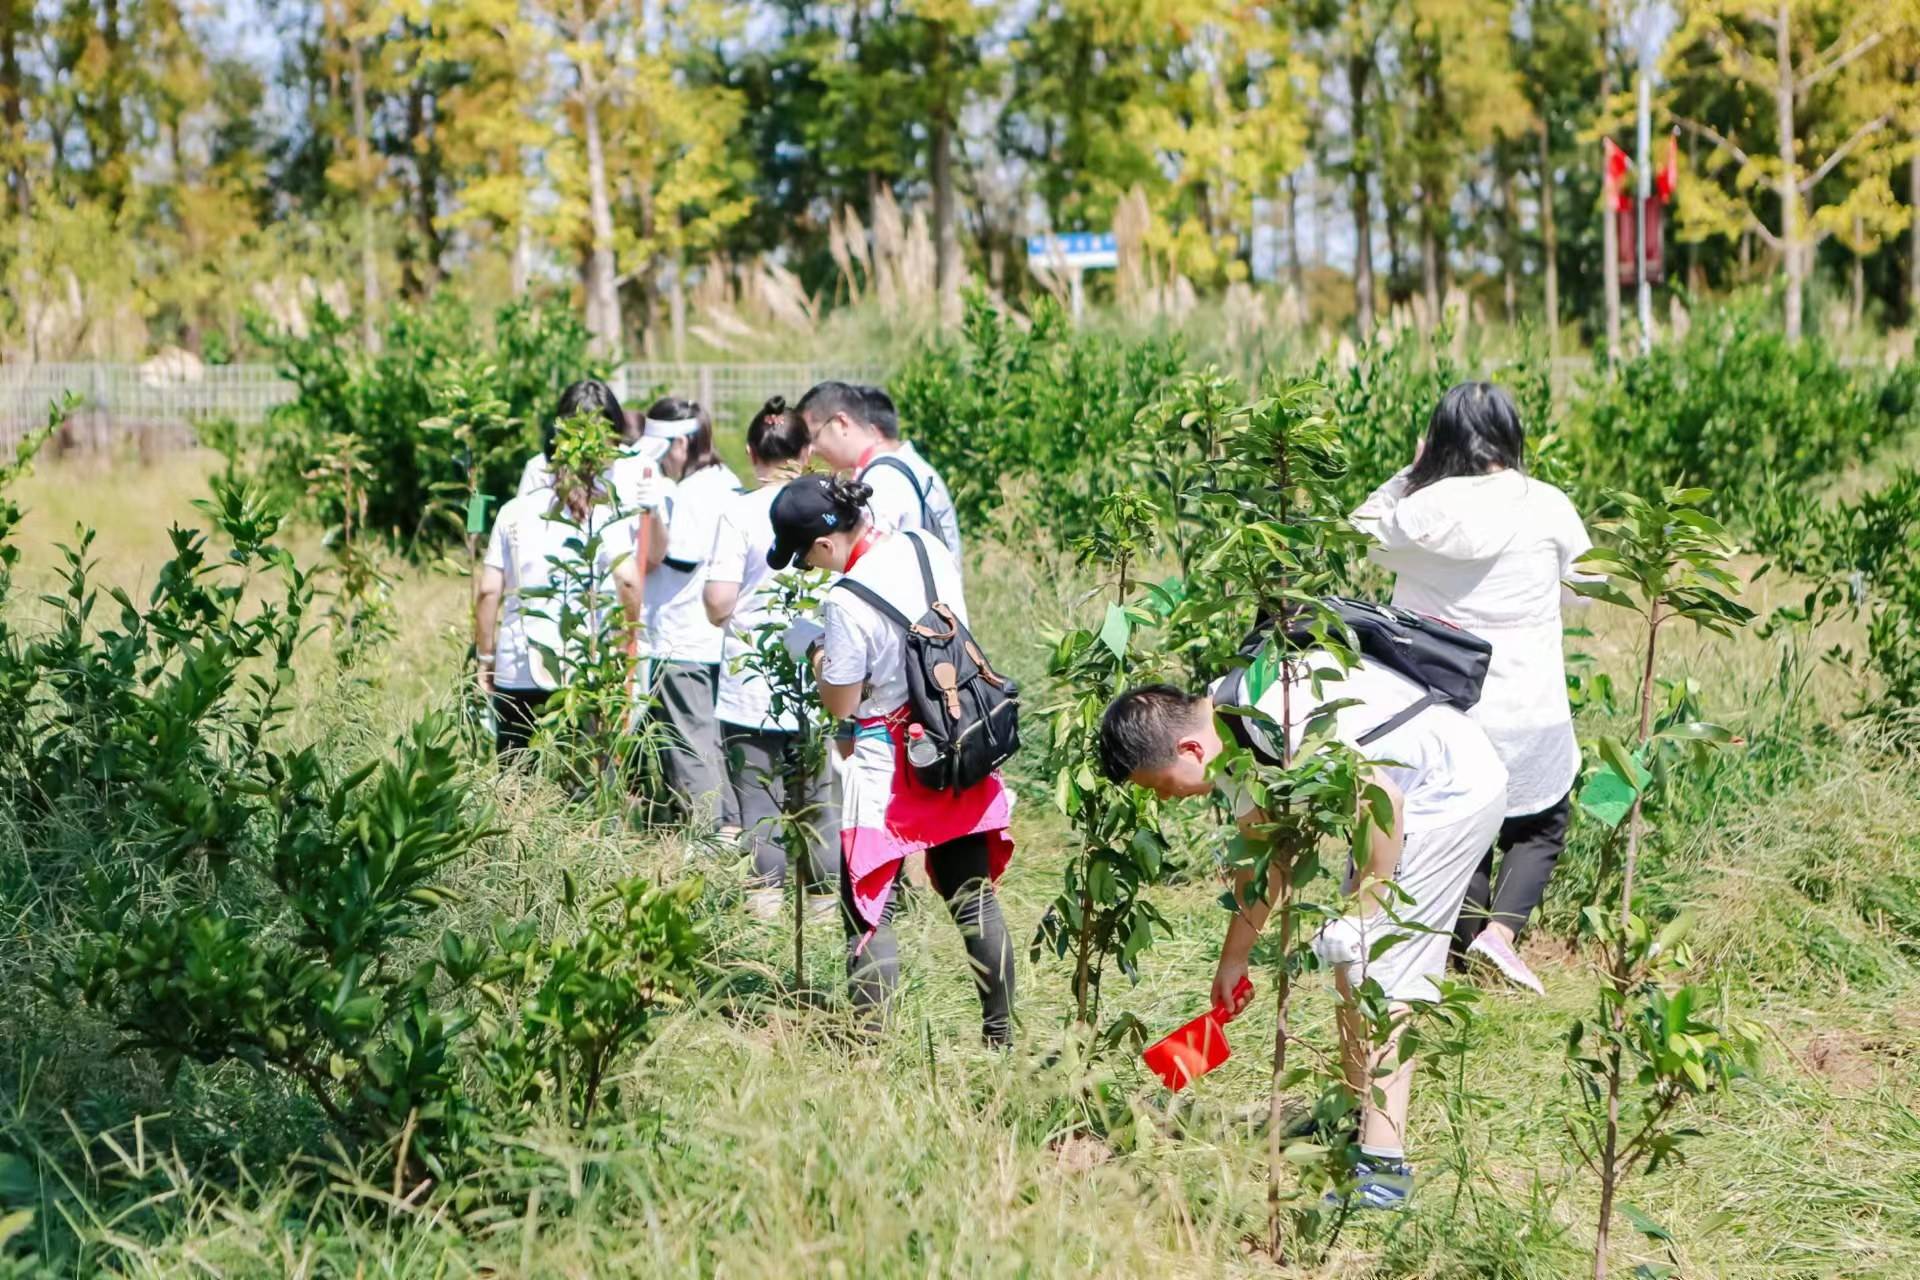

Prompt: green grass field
[5,450,1920,1279]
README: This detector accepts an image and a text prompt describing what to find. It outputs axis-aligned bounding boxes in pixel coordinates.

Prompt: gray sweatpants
[722,723,840,892]
[648,661,724,830]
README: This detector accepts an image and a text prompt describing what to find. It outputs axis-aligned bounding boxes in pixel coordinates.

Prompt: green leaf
[1621,1203,1673,1242]
[1097,603,1132,661]
[1578,764,1638,830]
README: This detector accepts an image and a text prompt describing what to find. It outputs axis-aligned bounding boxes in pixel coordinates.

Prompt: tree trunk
[1347,56,1375,340]
[580,79,623,359]
[1540,121,1560,359]
[1385,189,1405,299]
[512,216,533,299]
[347,18,380,351]
[1598,0,1620,363]
[1284,170,1304,297]
[1909,141,1919,326]
[930,23,959,326]
[1776,0,1802,343]
[1501,154,1519,324]
[1851,216,1865,332]
[0,0,27,215]
[1420,194,1442,323]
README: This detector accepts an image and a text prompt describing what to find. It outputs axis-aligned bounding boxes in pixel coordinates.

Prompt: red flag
[1655,130,1679,204]
[1603,138,1632,212]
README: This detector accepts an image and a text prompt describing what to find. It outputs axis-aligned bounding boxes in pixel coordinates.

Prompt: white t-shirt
[484,492,637,691]
[707,480,809,731]
[518,447,667,519]
[1352,468,1595,816]
[1215,652,1508,831]
[820,530,969,720]
[859,442,963,564]
[642,462,742,664]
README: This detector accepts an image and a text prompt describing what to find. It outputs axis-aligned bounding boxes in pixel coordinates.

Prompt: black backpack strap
[861,454,933,530]
[833,576,916,631]
[1356,690,1444,746]
[903,528,939,607]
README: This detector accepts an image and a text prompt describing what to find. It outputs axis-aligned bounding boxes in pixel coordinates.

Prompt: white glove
[1310,915,1367,968]
[630,470,669,513]
[782,618,825,664]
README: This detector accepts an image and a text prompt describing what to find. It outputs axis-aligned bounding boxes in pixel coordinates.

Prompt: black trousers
[841,832,1015,1046]
[1452,790,1573,956]
[491,686,551,756]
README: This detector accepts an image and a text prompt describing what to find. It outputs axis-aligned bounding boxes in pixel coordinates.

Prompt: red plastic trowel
[1141,975,1254,1091]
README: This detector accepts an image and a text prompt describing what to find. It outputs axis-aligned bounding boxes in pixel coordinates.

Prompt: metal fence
[0,360,893,454]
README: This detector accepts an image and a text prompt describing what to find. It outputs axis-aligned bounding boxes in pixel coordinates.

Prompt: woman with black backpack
[766,474,1016,1047]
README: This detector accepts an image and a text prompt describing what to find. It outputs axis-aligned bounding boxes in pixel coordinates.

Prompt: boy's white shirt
[1211,651,1508,832]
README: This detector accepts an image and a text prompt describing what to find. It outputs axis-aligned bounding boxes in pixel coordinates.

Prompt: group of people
[473,373,1596,1210]
[472,377,1011,1045]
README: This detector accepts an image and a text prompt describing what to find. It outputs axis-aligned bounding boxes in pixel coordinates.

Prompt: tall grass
[3,454,1919,1278]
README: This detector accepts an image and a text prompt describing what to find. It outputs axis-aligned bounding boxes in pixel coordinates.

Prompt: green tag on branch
[465,492,492,534]
[1578,762,1638,830]
[1098,603,1132,661]
[1246,637,1281,706]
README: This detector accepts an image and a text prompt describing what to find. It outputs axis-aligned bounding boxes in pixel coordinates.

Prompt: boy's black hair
[545,378,627,458]
[859,383,899,439]
[795,380,873,430]
[1403,381,1525,495]
[1098,684,1209,784]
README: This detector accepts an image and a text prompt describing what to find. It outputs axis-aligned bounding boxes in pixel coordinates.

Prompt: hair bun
[829,476,874,508]
[763,394,787,415]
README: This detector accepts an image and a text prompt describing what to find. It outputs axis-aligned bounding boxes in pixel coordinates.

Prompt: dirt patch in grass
[1798,1031,1891,1091]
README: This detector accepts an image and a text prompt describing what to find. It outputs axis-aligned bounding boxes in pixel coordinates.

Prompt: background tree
[1665,0,1914,341]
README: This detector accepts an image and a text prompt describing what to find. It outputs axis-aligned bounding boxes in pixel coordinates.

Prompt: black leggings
[492,686,551,756]
[1452,790,1573,956]
[841,832,1015,1046]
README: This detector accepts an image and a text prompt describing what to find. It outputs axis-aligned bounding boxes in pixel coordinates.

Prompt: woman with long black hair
[1352,381,1597,997]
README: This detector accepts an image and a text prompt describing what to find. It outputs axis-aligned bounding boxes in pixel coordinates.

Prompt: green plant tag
[1098,603,1132,660]
[465,492,491,534]
[1578,762,1638,830]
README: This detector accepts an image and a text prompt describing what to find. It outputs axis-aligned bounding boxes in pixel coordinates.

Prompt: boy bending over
[1099,649,1507,1210]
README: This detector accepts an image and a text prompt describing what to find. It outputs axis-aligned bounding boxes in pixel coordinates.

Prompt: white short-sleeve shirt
[642,463,742,664]
[1214,652,1508,831]
[484,492,637,691]
[518,447,668,520]
[707,480,810,731]
[819,530,969,720]
[858,443,963,565]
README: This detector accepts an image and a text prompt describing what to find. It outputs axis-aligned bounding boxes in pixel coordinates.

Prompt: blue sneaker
[1324,1157,1414,1211]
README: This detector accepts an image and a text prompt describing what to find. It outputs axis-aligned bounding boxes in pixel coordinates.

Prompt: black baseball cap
[766,473,848,569]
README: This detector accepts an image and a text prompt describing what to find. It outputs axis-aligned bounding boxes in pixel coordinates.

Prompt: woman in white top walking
[704,397,841,919]
[638,396,741,830]
[1351,382,1595,996]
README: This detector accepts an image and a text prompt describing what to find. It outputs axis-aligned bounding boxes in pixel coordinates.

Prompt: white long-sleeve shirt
[1352,467,1596,817]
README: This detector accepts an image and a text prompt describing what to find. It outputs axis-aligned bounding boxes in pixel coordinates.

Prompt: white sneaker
[1467,930,1545,996]
[745,887,784,921]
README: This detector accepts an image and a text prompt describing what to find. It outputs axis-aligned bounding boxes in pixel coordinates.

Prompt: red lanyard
[843,527,881,574]
[855,443,881,471]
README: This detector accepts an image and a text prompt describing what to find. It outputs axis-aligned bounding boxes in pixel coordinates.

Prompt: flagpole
[1635,18,1654,355]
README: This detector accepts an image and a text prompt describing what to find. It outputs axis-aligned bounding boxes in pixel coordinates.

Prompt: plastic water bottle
[905,722,940,769]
